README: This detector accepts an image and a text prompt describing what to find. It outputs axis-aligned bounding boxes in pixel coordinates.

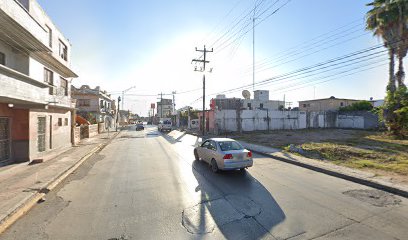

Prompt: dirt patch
[234,129,408,179]
[343,189,401,207]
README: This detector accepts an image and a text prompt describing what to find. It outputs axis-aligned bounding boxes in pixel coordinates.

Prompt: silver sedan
[194,138,253,173]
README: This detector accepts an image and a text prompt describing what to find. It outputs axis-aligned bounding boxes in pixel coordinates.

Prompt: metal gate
[37,117,46,152]
[0,118,10,162]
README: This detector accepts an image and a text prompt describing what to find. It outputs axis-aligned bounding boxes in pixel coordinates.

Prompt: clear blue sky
[38,0,401,115]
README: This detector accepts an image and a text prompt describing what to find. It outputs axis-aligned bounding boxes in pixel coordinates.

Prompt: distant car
[147,121,152,125]
[136,123,144,131]
[194,138,253,173]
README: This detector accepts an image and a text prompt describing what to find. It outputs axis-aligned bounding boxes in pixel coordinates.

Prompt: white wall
[215,110,307,132]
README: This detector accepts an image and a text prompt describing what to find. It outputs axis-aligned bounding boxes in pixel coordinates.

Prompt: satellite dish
[242,90,251,99]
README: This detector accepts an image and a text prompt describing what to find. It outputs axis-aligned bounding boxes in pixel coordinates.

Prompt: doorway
[0,118,10,162]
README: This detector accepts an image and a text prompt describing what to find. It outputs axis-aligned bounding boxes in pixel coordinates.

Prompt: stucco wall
[29,108,71,160]
[213,109,377,133]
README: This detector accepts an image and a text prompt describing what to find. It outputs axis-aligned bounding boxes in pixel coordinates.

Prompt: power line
[212,43,387,95]
[214,0,292,54]
[203,37,408,98]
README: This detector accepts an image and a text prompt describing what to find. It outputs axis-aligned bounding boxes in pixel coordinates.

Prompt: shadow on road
[184,159,286,239]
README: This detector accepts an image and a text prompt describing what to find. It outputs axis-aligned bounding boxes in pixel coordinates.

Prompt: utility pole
[172,91,176,114]
[116,96,121,131]
[252,1,256,91]
[192,45,213,136]
[160,92,163,118]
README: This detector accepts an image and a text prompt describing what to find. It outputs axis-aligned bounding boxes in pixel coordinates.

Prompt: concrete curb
[249,149,408,199]
[0,131,120,234]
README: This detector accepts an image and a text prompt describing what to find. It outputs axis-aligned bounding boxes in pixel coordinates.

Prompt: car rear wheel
[194,150,199,161]
[211,159,219,173]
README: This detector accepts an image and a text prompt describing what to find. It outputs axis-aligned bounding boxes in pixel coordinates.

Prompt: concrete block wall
[88,124,98,138]
[214,109,376,133]
[215,109,306,133]
[306,111,378,129]
[74,126,80,145]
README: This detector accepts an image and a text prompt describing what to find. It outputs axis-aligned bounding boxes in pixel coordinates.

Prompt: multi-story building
[0,0,78,163]
[299,97,362,112]
[241,90,284,110]
[157,99,173,118]
[211,91,284,111]
[71,85,116,127]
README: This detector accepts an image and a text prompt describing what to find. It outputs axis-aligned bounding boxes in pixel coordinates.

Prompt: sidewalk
[0,131,119,233]
[168,129,408,198]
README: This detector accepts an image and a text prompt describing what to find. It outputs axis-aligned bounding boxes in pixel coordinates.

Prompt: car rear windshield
[218,141,244,151]
[163,120,171,124]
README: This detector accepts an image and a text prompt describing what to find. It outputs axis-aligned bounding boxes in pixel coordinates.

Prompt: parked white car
[194,138,253,173]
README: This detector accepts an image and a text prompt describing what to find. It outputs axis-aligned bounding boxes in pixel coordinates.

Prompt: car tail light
[223,154,233,159]
[247,151,253,158]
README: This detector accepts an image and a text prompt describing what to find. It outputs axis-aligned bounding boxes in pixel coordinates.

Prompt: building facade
[0,0,77,163]
[241,90,284,110]
[71,85,116,129]
[157,99,173,118]
[299,97,362,112]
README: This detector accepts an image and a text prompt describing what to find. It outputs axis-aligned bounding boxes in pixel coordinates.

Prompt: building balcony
[0,63,49,108]
[0,0,49,53]
[0,0,78,78]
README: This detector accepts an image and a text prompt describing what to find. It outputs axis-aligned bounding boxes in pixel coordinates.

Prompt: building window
[46,25,52,48]
[78,99,90,107]
[44,68,54,95]
[340,102,344,107]
[59,40,68,61]
[64,118,68,126]
[60,78,68,96]
[260,103,264,109]
[303,104,307,108]
[0,52,5,66]
[247,103,252,108]
[58,118,62,126]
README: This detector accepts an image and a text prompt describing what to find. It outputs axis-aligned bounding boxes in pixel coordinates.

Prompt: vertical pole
[202,74,205,136]
[188,107,191,129]
[122,91,124,110]
[172,92,175,114]
[160,92,163,119]
[252,10,255,91]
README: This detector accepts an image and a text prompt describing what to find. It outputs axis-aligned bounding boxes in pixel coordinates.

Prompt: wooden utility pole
[160,92,163,118]
[192,45,213,136]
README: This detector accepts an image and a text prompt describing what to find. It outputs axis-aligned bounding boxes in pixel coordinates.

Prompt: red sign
[210,99,215,110]
[151,103,155,109]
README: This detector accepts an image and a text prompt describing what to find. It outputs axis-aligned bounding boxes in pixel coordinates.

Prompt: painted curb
[0,131,120,234]
[249,149,408,199]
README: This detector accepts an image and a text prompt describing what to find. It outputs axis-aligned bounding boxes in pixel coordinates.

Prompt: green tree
[339,101,373,112]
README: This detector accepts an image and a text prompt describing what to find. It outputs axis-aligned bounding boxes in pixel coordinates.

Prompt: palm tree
[394,0,408,88]
[366,0,400,93]
[366,0,407,132]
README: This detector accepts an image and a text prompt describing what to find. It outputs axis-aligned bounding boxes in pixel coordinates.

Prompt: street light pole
[121,86,136,110]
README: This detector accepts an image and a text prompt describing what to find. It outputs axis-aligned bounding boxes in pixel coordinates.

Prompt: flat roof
[299,97,363,103]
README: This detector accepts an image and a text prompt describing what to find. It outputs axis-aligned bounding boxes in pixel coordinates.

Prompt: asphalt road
[1,126,407,240]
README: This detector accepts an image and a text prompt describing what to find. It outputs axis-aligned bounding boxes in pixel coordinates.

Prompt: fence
[213,109,378,133]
